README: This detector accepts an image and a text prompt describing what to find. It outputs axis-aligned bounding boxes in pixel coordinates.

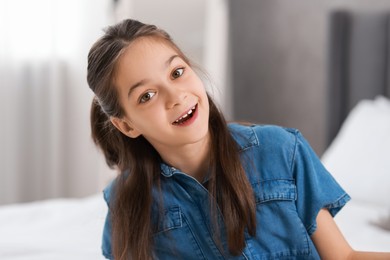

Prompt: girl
[87,19,390,259]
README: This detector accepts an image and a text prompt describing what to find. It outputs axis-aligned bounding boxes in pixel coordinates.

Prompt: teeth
[174,106,196,123]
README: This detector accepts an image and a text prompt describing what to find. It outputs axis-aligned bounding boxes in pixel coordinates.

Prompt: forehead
[120,37,178,68]
[114,37,180,87]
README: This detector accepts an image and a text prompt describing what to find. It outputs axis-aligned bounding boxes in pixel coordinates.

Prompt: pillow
[321,96,390,208]
[371,213,390,231]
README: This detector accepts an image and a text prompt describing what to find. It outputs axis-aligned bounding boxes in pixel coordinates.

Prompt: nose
[164,85,187,109]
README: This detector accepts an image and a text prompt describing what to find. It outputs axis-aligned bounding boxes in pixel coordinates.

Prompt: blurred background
[1,0,390,205]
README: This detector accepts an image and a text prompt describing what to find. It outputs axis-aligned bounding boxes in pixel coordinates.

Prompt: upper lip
[172,104,197,123]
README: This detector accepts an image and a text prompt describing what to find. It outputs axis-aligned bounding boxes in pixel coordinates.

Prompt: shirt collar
[160,163,175,177]
[159,123,258,178]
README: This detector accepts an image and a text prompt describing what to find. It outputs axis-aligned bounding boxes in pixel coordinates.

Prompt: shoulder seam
[290,130,299,174]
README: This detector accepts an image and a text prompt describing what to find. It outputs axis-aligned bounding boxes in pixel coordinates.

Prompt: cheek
[131,108,162,126]
[191,77,206,94]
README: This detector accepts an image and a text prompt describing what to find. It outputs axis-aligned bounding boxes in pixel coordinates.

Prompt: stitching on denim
[180,213,207,259]
[153,206,182,235]
[252,179,296,204]
[237,125,259,152]
[323,193,351,209]
[305,193,351,235]
[290,130,299,174]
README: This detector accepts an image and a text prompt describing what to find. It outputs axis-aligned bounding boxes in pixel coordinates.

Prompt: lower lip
[173,105,198,127]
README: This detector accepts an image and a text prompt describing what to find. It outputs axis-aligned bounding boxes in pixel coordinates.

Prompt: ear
[110,117,141,138]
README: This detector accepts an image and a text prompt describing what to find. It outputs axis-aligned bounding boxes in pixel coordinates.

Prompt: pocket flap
[253,179,296,203]
[155,205,182,234]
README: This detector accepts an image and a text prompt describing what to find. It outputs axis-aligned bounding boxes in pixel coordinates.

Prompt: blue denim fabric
[102,124,350,259]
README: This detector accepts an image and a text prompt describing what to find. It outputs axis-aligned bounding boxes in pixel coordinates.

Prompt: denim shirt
[101,124,350,259]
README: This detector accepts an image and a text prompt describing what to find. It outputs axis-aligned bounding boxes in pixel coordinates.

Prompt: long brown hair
[87,19,256,259]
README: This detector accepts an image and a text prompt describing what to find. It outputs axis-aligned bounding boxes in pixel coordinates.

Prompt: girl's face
[112,37,210,154]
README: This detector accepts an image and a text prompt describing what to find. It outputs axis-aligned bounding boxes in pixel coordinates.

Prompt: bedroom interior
[322,8,390,251]
[0,0,389,259]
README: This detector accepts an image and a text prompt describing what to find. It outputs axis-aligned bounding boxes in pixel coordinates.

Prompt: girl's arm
[311,209,390,260]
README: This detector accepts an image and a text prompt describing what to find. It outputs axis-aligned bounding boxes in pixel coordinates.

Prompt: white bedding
[323,95,390,252]
[0,194,107,260]
[0,96,389,259]
[334,200,390,252]
[0,194,388,260]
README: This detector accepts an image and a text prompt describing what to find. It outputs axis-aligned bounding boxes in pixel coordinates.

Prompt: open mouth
[172,104,197,125]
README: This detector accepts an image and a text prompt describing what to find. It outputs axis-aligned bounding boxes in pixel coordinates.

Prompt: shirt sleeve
[102,185,114,259]
[291,130,351,236]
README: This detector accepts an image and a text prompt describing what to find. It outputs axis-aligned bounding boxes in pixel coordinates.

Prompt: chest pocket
[154,205,182,234]
[152,205,248,260]
[152,205,208,259]
[244,179,313,259]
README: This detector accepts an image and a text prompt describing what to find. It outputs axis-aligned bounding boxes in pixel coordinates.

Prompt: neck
[155,133,211,182]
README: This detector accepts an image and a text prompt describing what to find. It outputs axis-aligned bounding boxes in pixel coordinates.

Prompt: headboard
[327,10,390,144]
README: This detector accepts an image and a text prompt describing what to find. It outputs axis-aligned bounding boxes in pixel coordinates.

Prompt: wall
[229,0,390,154]
[129,0,206,65]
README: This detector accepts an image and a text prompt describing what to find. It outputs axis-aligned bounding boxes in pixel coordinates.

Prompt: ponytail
[208,97,256,255]
[90,97,119,168]
[91,96,160,259]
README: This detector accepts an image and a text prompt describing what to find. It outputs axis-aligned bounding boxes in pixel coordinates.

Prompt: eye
[171,68,184,79]
[139,91,156,103]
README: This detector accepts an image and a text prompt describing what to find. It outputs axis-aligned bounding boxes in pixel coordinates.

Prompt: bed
[324,9,390,252]
[1,10,390,260]
[324,96,390,252]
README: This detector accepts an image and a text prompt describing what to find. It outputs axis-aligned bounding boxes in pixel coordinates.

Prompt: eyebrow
[127,54,180,98]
